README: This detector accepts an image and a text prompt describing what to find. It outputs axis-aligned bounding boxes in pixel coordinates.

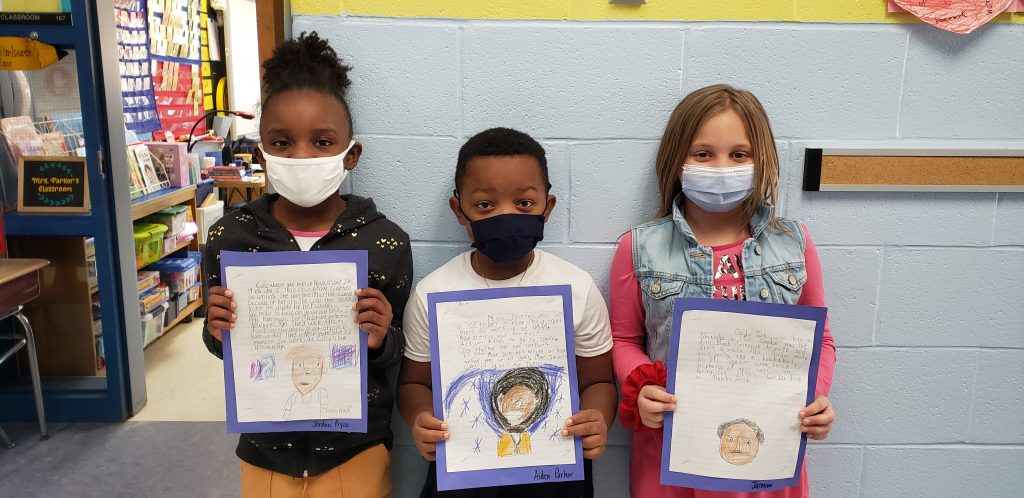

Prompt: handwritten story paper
[428,285,584,491]
[220,250,369,433]
[661,299,826,492]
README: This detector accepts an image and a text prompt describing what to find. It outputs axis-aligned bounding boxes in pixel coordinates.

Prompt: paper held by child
[220,250,369,434]
[428,285,584,491]
[661,298,826,493]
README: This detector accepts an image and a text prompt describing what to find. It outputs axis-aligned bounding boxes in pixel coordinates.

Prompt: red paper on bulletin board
[888,1,1022,34]
[888,0,1024,12]
[152,61,205,138]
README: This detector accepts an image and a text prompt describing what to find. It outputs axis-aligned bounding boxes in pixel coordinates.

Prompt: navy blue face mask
[456,191,547,264]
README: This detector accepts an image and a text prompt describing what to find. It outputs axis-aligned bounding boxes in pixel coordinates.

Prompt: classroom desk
[213,173,266,205]
[0,258,49,449]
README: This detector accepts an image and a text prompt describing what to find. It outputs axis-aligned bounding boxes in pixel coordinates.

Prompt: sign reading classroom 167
[17,156,90,213]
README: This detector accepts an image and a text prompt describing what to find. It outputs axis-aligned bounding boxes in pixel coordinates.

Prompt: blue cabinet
[1,0,142,421]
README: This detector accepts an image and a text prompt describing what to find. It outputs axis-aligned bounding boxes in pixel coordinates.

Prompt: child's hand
[412,411,449,461]
[206,286,236,341]
[353,287,393,350]
[562,409,609,459]
[799,395,835,440]
[637,384,677,429]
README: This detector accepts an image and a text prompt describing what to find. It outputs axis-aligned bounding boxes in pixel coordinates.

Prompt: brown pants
[240,444,391,498]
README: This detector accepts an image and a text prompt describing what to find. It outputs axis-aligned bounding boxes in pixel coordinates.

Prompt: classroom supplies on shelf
[145,141,192,186]
[132,222,169,266]
[146,256,198,293]
[205,165,242,181]
[1,115,86,161]
[137,270,160,294]
[142,302,170,347]
[127,142,171,199]
[142,204,189,237]
[140,283,170,315]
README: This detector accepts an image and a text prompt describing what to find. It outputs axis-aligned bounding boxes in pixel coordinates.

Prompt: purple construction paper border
[660,298,826,492]
[220,250,369,434]
[427,285,585,491]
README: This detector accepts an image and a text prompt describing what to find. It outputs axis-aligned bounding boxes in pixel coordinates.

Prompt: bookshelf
[130,185,203,340]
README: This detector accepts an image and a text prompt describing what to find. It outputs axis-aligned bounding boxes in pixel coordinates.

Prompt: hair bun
[261,30,352,104]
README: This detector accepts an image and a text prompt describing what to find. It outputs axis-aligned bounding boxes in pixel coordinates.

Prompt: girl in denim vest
[610,84,837,498]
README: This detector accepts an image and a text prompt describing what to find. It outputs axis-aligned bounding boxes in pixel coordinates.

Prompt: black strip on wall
[802,148,823,192]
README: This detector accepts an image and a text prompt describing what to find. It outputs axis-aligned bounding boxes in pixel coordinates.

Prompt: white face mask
[261,140,355,208]
[680,164,755,213]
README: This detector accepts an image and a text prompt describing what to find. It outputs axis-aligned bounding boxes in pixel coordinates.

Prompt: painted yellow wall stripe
[291,0,1024,24]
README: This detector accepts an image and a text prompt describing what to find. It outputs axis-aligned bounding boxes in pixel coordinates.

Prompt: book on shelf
[206,165,243,182]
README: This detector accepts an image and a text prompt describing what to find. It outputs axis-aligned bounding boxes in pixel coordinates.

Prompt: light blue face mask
[680,164,755,213]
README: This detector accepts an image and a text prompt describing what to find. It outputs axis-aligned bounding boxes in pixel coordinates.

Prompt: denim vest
[631,195,806,364]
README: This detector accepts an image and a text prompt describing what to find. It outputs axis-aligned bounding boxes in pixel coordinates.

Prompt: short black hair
[455,127,550,193]
[261,31,354,133]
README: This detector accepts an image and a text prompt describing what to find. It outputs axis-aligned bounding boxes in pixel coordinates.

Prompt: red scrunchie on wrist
[618,360,667,433]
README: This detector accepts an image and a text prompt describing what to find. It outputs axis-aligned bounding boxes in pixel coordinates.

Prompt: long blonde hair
[653,84,780,228]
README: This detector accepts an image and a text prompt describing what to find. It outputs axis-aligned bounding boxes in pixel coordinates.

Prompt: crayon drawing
[443,365,564,458]
[250,355,276,381]
[331,343,358,369]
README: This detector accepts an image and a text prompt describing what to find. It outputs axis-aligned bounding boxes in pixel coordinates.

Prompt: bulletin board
[803,148,1024,192]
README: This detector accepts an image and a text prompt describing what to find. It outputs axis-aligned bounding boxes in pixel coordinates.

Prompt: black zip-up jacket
[201,193,412,477]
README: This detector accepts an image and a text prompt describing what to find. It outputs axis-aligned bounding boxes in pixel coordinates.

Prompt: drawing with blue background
[444,365,564,457]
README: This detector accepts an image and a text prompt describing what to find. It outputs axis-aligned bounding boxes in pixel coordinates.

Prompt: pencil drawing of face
[288,345,324,396]
[492,368,550,433]
[717,419,764,465]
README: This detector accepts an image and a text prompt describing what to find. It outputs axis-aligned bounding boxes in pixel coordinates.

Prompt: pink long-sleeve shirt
[610,225,836,498]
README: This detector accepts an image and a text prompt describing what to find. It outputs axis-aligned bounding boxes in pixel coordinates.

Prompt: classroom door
[0,0,136,421]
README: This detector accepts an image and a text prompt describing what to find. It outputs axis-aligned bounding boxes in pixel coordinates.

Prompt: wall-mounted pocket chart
[803,148,1024,192]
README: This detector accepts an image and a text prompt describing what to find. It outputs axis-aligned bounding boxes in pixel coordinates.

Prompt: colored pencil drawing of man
[283,345,328,420]
[717,418,763,465]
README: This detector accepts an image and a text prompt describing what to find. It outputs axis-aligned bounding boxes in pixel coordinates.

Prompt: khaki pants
[240,444,391,498]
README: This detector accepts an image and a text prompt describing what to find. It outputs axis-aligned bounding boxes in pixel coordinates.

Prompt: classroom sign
[17,156,89,213]
[0,37,62,70]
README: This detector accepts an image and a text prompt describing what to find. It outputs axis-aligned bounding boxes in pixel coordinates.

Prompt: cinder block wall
[293,11,1024,497]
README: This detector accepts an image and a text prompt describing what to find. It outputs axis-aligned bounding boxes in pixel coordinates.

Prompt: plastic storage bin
[164,296,179,326]
[143,205,189,237]
[133,226,150,267]
[142,303,169,347]
[146,257,199,293]
[133,222,169,265]
[187,283,202,303]
[165,292,189,326]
